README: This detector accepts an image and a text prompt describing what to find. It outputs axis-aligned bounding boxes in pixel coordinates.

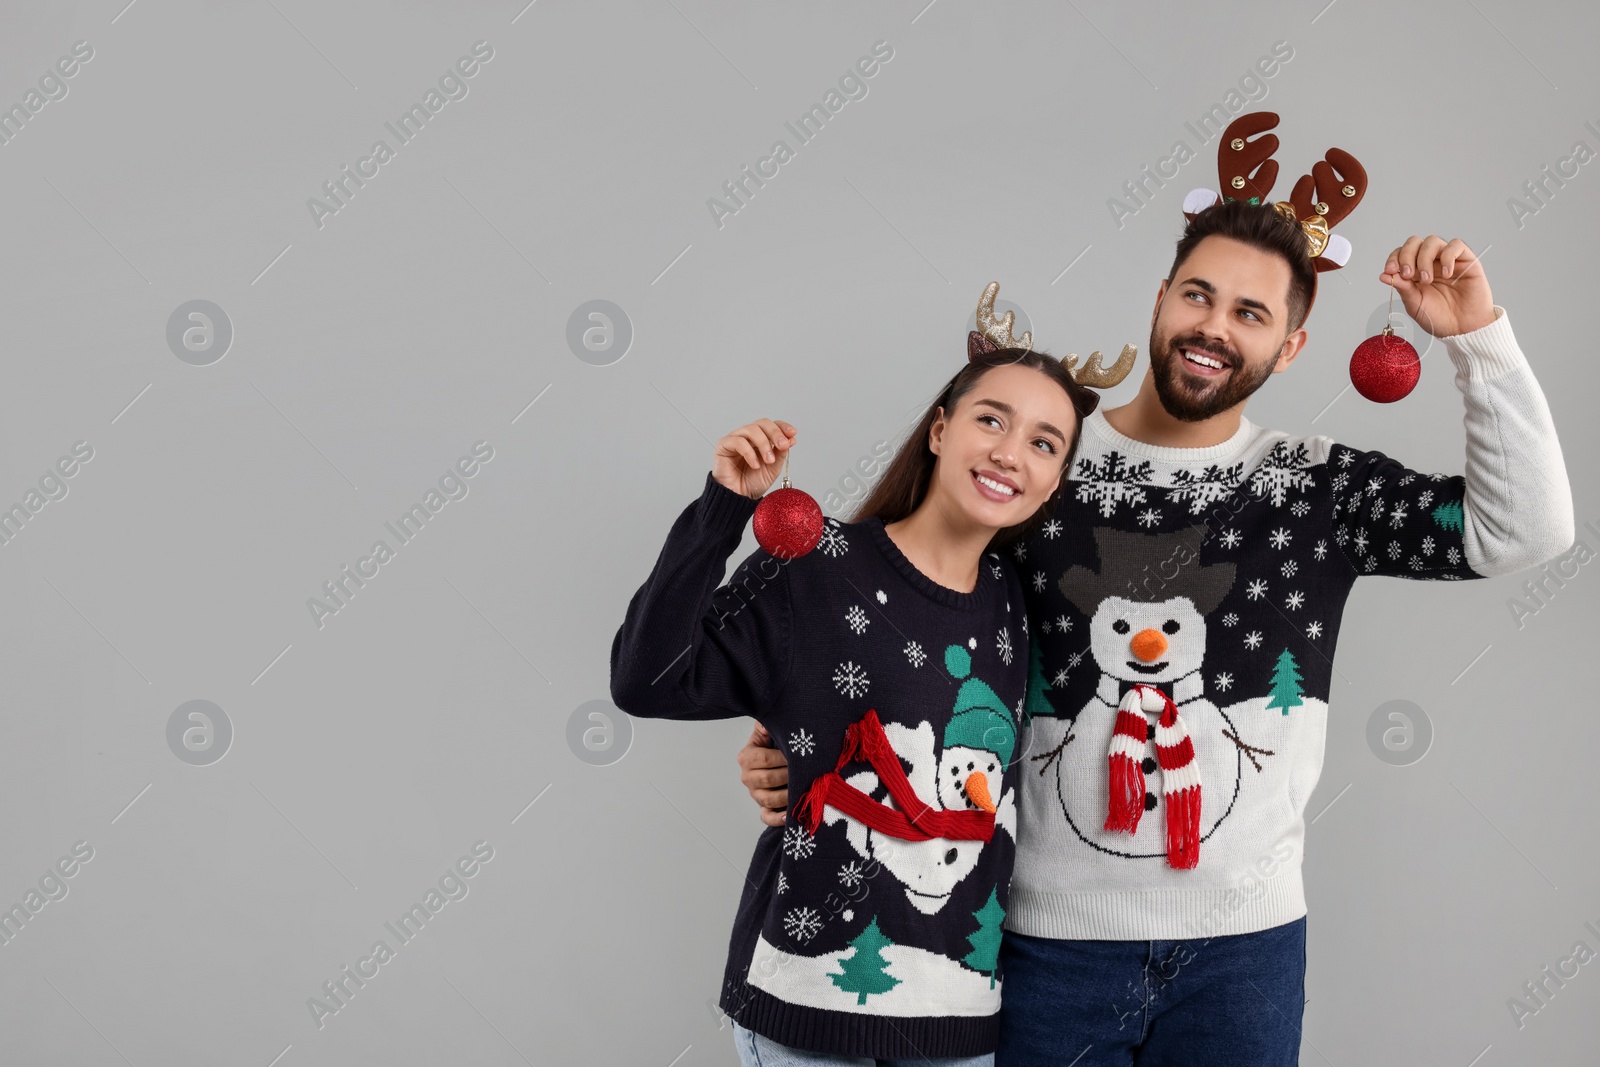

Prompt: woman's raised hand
[713,419,797,500]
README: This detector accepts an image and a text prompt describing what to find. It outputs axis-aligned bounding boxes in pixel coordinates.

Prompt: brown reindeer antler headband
[966,281,1136,389]
[1181,111,1367,279]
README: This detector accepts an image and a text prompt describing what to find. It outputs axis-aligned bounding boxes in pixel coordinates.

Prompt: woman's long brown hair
[847,348,1101,551]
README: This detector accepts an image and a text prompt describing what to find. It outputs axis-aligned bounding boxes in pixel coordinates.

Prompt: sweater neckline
[1086,407,1259,463]
[861,517,995,611]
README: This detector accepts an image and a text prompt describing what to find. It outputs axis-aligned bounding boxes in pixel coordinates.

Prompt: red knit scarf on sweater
[1105,683,1202,869]
[792,709,994,843]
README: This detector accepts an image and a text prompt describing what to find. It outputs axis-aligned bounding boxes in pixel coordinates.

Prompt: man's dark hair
[1165,199,1318,334]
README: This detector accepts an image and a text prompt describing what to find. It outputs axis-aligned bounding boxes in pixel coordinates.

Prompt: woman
[609,295,1102,1065]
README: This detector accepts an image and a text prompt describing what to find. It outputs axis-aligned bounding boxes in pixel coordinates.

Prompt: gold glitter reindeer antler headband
[967,281,1136,389]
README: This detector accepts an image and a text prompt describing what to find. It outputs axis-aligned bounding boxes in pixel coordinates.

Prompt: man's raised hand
[1380,235,1497,338]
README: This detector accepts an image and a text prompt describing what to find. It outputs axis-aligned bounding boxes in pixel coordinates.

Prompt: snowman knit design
[1008,306,1573,942]
[610,471,1030,1060]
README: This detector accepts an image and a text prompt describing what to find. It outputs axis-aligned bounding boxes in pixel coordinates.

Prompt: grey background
[0,0,1593,1064]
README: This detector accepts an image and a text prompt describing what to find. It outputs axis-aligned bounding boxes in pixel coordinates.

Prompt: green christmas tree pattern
[1432,499,1464,533]
[830,916,902,1005]
[1266,649,1305,716]
[1024,637,1053,724]
[962,887,1006,989]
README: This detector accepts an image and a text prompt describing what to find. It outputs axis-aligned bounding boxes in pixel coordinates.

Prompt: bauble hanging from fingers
[1350,291,1420,403]
[752,453,823,559]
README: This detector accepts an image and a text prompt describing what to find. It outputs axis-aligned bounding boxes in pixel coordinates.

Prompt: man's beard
[1148,322,1280,423]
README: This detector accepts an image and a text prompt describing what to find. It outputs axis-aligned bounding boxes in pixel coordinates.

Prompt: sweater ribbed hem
[1002,873,1307,941]
[1442,305,1525,382]
[721,982,999,1059]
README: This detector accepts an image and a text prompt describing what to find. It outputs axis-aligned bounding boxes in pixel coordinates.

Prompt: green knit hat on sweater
[941,644,1016,766]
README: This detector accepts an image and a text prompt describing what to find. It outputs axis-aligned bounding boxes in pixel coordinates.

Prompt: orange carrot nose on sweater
[965,772,996,813]
[1130,629,1168,661]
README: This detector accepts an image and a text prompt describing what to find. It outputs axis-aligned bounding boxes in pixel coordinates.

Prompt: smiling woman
[848,349,1105,557]
[607,283,1135,1061]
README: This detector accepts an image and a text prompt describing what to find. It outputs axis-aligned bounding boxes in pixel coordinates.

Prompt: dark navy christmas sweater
[611,471,1030,1059]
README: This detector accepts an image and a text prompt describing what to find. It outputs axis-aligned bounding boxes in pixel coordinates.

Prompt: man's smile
[1179,346,1233,377]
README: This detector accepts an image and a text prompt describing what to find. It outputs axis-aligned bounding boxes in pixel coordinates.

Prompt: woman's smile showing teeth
[1181,347,1230,376]
[973,470,1019,501]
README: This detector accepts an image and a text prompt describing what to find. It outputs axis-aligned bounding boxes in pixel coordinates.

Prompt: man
[735,188,1573,1063]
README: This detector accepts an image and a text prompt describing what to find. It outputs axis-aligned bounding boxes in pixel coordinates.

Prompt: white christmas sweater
[1010,305,1574,940]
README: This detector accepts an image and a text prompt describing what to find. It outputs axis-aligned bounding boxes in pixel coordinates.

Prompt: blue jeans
[994,917,1306,1066]
[731,1021,993,1067]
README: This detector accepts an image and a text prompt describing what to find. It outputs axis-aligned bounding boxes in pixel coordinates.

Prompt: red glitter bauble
[752,485,824,559]
[1350,328,1421,403]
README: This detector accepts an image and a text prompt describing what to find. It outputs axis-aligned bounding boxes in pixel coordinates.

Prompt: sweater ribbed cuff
[698,469,761,533]
[1441,305,1526,383]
